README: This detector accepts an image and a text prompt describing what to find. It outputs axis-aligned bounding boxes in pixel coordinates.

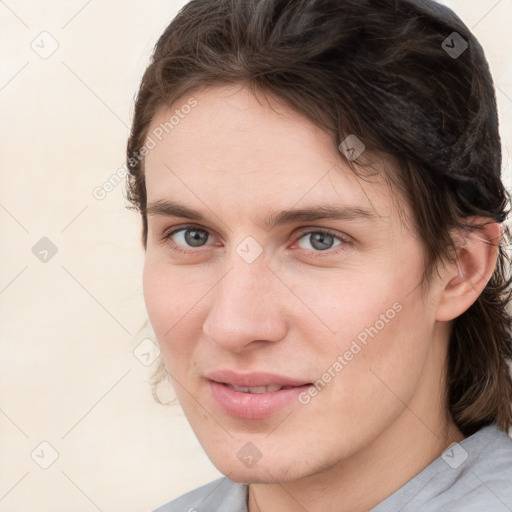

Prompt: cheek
[142,259,171,336]
[285,267,404,347]
[295,258,435,393]
[330,290,435,414]
[142,259,197,354]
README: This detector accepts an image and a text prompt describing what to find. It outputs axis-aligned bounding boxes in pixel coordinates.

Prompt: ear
[435,219,501,322]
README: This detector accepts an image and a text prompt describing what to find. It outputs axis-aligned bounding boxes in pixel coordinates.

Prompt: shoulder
[372,425,512,512]
[152,477,248,512]
[432,425,512,511]
[461,425,512,481]
[456,425,512,502]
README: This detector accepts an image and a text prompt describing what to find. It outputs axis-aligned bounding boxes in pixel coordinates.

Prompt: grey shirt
[154,425,512,511]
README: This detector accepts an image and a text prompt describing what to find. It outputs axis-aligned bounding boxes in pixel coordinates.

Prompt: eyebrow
[145,199,376,230]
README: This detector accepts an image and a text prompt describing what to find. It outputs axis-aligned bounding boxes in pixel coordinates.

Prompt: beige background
[0,1,511,511]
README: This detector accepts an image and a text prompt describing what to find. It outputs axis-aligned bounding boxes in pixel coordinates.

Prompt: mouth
[223,383,306,393]
[205,370,313,420]
[205,369,312,390]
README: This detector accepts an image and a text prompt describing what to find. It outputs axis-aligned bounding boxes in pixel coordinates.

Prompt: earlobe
[435,220,501,322]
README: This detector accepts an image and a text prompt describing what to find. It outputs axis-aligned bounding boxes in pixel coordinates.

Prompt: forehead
[143,85,404,222]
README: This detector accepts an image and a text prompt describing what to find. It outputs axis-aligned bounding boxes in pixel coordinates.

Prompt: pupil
[186,229,207,247]
[312,233,333,251]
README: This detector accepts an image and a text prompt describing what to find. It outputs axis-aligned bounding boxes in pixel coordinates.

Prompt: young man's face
[143,85,456,484]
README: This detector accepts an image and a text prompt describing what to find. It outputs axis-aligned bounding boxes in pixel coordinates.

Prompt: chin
[207,449,314,485]
[216,465,301,485]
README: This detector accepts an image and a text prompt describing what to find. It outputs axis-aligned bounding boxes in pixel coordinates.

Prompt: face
[142,84,449,484]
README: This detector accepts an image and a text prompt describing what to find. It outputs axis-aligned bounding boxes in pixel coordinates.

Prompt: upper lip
[205,370,311,387]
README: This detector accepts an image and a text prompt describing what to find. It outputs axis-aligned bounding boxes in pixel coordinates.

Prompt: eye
[162,225,214,254]
[293,229,348,254]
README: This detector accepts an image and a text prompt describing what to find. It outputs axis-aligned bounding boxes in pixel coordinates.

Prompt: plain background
[1,1,511,511]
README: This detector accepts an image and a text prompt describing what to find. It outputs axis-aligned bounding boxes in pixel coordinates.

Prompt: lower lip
[207,380,312,420]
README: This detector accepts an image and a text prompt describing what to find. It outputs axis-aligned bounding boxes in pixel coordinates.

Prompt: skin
[142,84,499,512]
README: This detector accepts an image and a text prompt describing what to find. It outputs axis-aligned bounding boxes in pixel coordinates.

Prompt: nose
[202,256,289,353]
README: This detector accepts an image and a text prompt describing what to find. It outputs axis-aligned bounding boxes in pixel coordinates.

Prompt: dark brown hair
[126,0,512,436]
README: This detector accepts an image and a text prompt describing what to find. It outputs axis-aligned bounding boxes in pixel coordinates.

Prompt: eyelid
[292,226,351,244]
[162,223,216,242]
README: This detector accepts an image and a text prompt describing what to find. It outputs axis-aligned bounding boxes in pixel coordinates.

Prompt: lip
[205,370,312,420]
[205,370,311,388]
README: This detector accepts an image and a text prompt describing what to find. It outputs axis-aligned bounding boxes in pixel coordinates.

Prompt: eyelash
[160,224,351,258]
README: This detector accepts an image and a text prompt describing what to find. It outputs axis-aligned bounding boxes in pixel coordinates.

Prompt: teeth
[228,384,284,393]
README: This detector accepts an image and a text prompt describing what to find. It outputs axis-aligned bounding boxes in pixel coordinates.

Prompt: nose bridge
[202,253,288,351]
